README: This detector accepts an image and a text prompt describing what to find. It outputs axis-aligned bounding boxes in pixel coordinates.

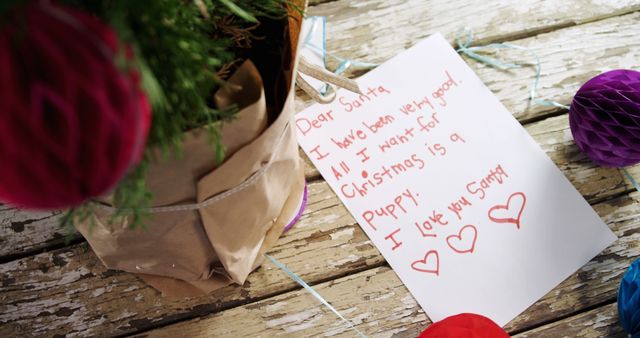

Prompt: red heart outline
[411,250,439,275]
[488,192,526,229]
[446,224,477,254]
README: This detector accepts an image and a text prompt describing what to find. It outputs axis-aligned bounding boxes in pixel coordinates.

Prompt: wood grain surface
[1,0,639,336]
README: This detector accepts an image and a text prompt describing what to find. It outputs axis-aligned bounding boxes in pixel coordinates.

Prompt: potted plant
[0,0,307,297]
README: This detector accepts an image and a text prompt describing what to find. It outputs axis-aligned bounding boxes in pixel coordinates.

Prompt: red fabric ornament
[419,313,510,338]
[0,2,151,209]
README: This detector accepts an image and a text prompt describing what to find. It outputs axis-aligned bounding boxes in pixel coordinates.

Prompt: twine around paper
[455,27,638,193]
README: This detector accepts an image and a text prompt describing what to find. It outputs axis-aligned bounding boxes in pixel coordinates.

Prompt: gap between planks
[133,187,639,337]
[2,2,640,263]
[1,3,640,338]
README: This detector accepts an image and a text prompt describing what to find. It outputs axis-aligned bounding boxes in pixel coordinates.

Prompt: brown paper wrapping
[75,5,307,296]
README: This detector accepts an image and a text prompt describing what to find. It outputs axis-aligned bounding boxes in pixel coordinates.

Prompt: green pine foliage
[59,0,290,228]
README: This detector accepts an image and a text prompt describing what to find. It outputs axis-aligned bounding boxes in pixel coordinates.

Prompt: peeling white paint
[91,288,106,297]
[326,254,360,269]
[265,309,322,328]
[330,228,355,241]
[373,292,394,302]
[265,301,287,313]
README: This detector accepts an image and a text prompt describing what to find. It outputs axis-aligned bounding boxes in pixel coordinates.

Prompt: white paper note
[295,33,617,326]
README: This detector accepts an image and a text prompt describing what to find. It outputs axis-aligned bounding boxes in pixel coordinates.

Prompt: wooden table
[2,1,640,337]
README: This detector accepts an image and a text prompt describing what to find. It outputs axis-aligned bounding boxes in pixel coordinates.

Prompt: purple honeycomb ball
[569,69,640,167]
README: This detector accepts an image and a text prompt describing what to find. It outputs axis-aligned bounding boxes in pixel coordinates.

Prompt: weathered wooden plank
[0,180,364,337]
[526,114,640,202]
[2,93,639,335]
[135,193,639,337]
[513,302,625,338]
[3,2,639,261]
[309,0,640,53]
[1,113,638,335]
[6,114,638,264]
[304,112,640,202]
[1,5,639,338]
[1,178,636,337]
[309,0,336,5]
[296,9,640,124]
[297,12,640,180]
[0,209,63,260]
[140,267,426,338]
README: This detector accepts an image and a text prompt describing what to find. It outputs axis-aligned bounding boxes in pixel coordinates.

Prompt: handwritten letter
[295,33,617,326]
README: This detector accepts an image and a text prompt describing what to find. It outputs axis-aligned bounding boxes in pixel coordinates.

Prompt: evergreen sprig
[60,0,289,229]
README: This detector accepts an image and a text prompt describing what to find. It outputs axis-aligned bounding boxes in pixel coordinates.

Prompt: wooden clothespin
[296,56,363,104]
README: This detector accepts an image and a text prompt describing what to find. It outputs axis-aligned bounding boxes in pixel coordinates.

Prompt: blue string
[455,27,570,110]
[301,16,377,95]
[297,25,639,332]
[303,42,378,73]
[288,19,377,335]
[456,27,639,191]
[622,168,640,193]
[265,254,368,337]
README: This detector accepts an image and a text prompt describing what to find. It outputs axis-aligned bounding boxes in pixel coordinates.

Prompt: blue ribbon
[456,27,640,192]
[622,168,640,193]
[265,254,368,337]
[290,25,639,335]
[301,16,377,95]
[455,27,570,109]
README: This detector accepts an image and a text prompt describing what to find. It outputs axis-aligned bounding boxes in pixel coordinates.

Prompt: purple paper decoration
[569,69,640,167]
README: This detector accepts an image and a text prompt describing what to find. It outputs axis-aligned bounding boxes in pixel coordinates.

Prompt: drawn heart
[446,225,477,254]
[411,250,439,275]
[488,192,526,229]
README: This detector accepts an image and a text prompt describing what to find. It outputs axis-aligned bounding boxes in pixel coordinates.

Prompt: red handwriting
[416,112,441,133]
[446,225,477,254]
[399,96,435,115]
[340,154,425,199]
[414,209,450,238]
[425,142,447,157]
[424,132,467,159]
[415,220,437,238]
[331,128,367,150]
[296,68,499,279]
[411,250,440,275]
[361,188,419,230]
[339,85,391,112]
[432,70,459,107]
[331,161,351,181]
[356,147,370,163]
[447,196,472,221]
[385,228,403,251]
[295,110,334,136]
[363,114,395,134]
[488,192,526,229]
[378,127,416,153]
[330,114,395,150]
[450,132,466,144]
[309,145,329,161]
[467,164,509,200]
[429,210,449,226]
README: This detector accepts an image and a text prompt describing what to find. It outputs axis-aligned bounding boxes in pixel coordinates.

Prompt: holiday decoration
[569,69,640,167]
[0,2,151,209]
[418,313,510,338]
[618,258,640,336]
